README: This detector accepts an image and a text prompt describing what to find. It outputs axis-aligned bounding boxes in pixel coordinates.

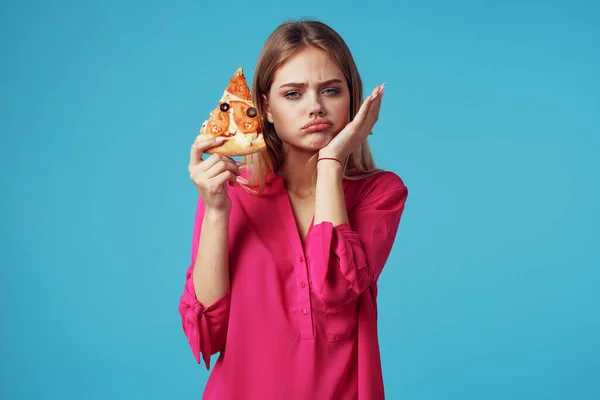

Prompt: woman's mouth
[302,119,334,132]
[304,123,333,132]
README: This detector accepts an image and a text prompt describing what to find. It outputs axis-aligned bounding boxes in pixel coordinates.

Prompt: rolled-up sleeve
[306,181,408,307]
[177,196,231,369]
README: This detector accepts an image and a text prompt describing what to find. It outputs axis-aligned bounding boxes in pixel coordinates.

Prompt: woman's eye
[284,91,300,99]
[284,88,339,99]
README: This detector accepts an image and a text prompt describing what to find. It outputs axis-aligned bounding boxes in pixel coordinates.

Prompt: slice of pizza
[195,67,266,156]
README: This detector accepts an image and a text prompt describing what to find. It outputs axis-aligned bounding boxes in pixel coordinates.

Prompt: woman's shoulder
[345,169,407,194]
[342,169,408,213]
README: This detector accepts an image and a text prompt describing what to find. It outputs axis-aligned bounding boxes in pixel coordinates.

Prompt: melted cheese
[219,90,258,139]
[199,89,260,146]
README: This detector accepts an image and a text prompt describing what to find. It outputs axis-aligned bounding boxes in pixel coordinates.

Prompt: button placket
[296,251,313,337]
[276,194,314,339]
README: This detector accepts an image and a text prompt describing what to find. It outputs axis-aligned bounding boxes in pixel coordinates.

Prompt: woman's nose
[308,96,325,117]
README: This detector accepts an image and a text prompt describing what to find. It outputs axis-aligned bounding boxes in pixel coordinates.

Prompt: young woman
[179,19,409,400]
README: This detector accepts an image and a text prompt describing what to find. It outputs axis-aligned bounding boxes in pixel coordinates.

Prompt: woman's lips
[303,123,333,132]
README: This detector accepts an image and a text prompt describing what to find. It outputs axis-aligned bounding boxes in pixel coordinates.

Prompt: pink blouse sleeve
[178,196,231,369]
[306,177,408,307]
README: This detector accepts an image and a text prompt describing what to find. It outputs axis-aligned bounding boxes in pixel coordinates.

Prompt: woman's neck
[278,148,318,198]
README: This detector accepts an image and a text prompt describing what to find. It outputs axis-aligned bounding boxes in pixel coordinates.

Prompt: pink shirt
[178,170,408,399]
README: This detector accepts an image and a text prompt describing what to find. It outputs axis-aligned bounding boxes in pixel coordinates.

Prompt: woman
[179,19,409,400]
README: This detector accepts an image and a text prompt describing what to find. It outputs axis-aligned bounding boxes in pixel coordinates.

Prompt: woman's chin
[281,132,336,153]
[305,132,335,148]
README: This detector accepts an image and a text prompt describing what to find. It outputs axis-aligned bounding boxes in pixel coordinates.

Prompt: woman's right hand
[188,137,240,212]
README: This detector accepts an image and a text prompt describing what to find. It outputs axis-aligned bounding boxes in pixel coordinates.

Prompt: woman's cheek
[275,111,295,134]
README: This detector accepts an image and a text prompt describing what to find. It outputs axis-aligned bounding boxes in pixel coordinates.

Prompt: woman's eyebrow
[278,78,344,89]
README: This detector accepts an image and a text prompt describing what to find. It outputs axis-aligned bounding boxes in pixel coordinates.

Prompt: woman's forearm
[192,208,231,307]
[314,160,349,226]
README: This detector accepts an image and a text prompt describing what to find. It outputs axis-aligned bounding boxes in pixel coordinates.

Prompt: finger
[201,153,238,171]
[367,85,384,124]
[228,172,239,185]
[196,154,240,177]
[361,84,383,115]
[189,137,228,166]
[371,84,381,97]
[356,94,375,124]
[368,92,383,123]
[209,159,241,178]
[363,92,384,137]
[364,104,381,134]
[209,170,237,190]
[190,162,239,191]
[364,84,382,108]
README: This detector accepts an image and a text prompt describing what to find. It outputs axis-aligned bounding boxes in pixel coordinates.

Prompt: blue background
[1,0,598,399]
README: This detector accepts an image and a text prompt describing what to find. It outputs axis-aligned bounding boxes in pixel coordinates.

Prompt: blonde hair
[238,19,381,195]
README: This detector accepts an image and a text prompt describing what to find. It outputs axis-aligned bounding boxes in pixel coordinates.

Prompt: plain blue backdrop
[1,0,598,399]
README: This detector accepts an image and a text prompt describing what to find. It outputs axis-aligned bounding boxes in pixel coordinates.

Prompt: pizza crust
[195,132,266,157]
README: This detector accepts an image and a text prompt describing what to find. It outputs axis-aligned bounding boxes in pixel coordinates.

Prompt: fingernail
[215,137,227,142]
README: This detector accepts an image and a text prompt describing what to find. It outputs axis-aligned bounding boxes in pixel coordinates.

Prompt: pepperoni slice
[230,101,259,133]
[205,109,230,137]
[227,74,252,101]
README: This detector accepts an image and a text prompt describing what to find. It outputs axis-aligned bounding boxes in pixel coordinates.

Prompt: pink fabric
[178,170,408,399]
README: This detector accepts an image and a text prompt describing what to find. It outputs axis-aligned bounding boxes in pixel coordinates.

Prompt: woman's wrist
[204,206,231,221]
[317,149,344,163]
[317,157,342,166]
[318,149,340,159]
[317,158,343,180]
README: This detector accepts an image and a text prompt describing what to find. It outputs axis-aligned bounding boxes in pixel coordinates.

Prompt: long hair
[238,19,381,195]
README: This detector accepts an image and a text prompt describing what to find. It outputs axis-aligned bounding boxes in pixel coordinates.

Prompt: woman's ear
[262,94,274,123]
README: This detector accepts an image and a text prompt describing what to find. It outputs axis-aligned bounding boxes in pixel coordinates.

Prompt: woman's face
[264,46,351,153]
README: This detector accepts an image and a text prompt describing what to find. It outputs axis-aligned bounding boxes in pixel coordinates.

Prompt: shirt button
[299,256,304,263]
[300,282,306,289]
[301,308,307,315]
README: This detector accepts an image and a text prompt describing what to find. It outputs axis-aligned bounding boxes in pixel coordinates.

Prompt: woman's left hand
[318,83,385,162]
